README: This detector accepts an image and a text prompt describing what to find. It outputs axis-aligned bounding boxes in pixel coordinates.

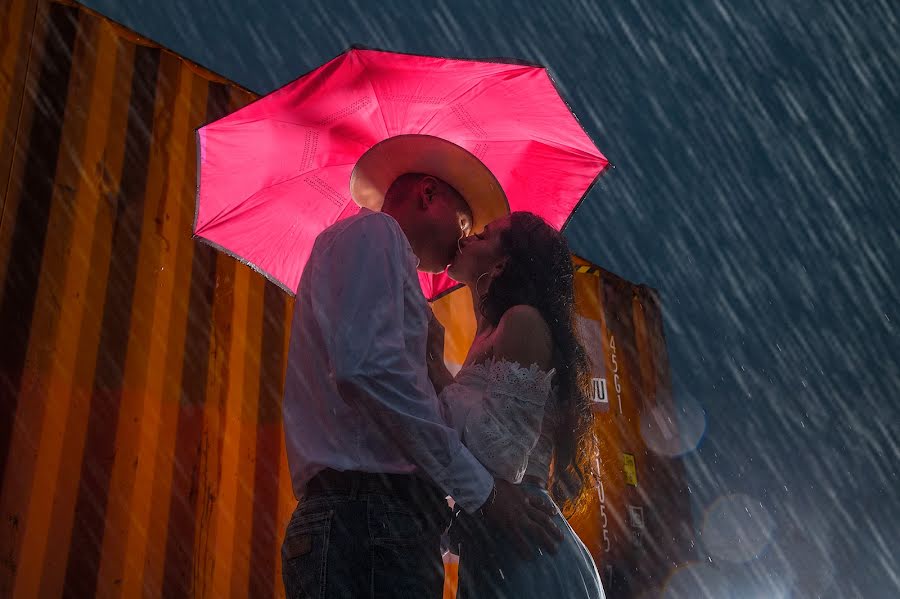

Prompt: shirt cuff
[432,446,494,513]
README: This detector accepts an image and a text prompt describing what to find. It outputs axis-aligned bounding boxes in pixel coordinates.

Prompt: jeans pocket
[282,507,333,599]
[372,497,446,547]
[369,498,447,598]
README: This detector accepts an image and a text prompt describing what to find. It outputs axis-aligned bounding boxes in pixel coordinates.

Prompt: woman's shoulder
[497,305,552,339]
[493,305,553,371]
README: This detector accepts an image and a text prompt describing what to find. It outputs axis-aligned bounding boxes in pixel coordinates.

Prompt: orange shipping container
[0,2,292,597]
[0,1,693,597]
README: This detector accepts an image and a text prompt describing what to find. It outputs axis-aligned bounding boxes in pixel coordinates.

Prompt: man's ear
[417,175,439,209]
[458,212,473,237]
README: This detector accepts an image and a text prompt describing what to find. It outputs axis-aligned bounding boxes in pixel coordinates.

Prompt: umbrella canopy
[195,46,608,299]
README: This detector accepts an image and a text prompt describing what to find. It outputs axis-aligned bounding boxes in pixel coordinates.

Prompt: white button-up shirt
[283,208,493,512]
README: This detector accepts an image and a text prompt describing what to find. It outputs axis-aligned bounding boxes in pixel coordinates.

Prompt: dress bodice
[439,359,558,484]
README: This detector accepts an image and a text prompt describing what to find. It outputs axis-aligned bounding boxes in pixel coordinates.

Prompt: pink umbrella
[195,46,608,300]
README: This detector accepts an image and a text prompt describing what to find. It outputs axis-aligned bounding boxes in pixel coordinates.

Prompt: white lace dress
[440,359,606,599]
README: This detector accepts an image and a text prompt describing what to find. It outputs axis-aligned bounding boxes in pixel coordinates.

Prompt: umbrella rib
[198,162,358,233]
[449,136,605,166]
[414,65,537,137]
[411,65,532,135]
[500,136,606,162]
[358,53,391,139]
[205,116,322,129]
[413,78,483,135]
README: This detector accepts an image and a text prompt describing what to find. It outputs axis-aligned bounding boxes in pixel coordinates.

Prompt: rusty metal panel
[0,2,300,597]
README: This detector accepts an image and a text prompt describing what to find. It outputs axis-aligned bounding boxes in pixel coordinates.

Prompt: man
[281,135,562,598]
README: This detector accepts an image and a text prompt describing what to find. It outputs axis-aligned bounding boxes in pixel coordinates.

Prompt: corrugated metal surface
[433,258,694,597]
[0,2,298,597]
[0,1,691,597]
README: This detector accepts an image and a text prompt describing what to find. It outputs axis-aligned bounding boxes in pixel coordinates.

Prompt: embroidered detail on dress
[466,359,556,399]
[441,359,557,483]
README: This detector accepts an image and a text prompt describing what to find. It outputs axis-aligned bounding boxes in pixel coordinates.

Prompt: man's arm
[309,213,492,512]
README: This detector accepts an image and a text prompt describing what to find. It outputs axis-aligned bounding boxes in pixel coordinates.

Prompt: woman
[428,211,606,598]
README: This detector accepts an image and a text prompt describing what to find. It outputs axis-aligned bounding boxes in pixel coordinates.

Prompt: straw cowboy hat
[350,134,510,233]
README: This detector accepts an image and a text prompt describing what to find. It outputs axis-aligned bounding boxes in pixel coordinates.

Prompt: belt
[305,469,444,502]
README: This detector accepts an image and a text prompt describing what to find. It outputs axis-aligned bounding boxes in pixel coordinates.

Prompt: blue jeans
[281,490,451,598]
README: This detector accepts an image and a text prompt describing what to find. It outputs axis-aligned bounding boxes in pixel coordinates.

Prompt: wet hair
[480,211,597,518]
[383,173,472,222]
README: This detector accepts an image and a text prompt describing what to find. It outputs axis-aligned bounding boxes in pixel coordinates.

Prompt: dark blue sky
[82,1,899,595]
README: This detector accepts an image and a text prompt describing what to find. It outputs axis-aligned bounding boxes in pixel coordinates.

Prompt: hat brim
[350,135,509,233]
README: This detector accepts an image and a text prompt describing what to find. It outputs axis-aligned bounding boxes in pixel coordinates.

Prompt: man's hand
[479,479,564,559]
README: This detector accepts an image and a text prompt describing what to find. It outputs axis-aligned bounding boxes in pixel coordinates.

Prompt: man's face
[413,196,472,273]
[392,174,472,274]
[447,216,511,284]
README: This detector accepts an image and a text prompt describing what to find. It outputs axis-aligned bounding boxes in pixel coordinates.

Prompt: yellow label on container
[623,453,638,486]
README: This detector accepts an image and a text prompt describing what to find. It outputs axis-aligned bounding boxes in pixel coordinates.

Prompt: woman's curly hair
[479,211,598,518]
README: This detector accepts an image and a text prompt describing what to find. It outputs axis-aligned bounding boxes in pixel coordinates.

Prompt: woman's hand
[479,479,563,558]
[427,309,455,394]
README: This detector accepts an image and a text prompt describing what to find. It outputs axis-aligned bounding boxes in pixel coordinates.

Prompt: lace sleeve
[461,359,555,483]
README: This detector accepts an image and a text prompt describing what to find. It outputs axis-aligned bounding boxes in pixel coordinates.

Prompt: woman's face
[447,215,512,285]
